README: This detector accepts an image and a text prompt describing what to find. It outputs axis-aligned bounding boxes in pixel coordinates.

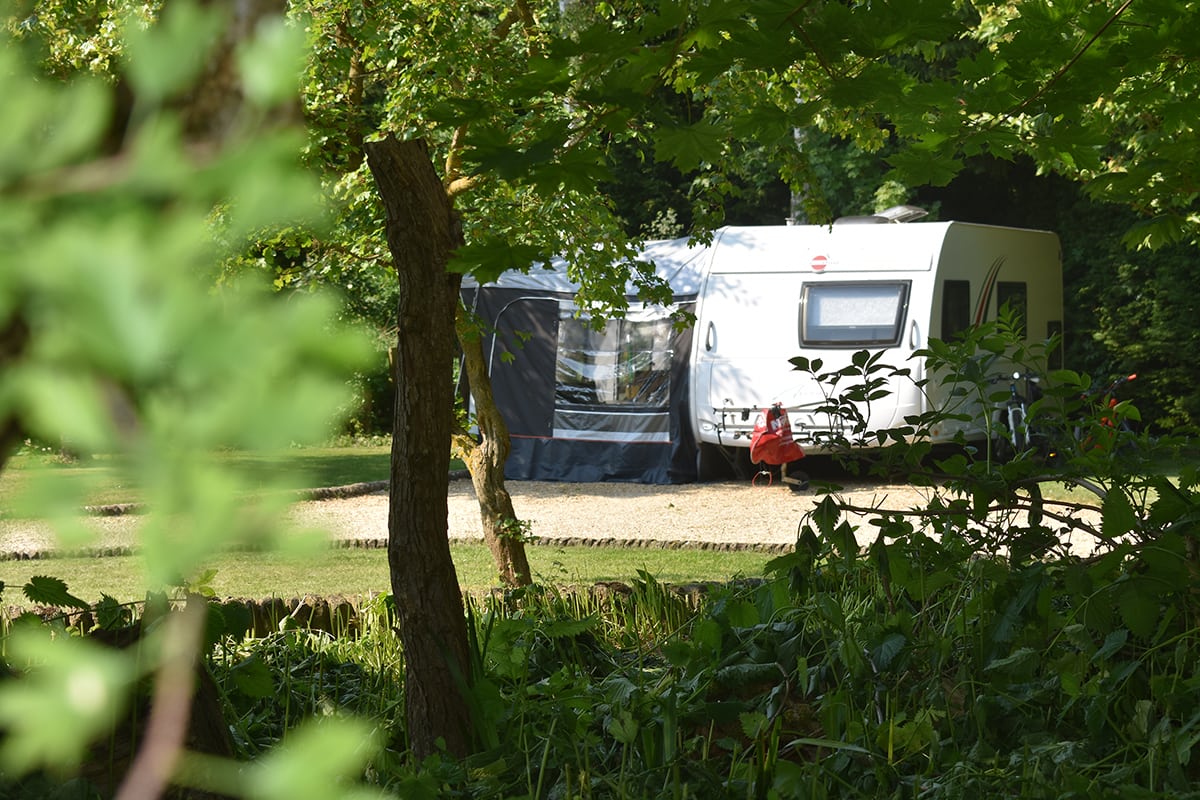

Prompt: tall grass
[191,520,1200,799]
[8,512,1199,798]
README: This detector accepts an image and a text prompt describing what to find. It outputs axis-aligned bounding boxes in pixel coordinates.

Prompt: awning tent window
[555,306,674,409]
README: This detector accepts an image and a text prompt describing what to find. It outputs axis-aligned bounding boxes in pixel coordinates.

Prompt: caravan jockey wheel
[782,463,809,493]
[784,471,810,493]
[752,468,773,487]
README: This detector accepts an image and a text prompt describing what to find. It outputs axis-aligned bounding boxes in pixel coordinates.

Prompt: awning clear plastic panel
[554,303,674,410]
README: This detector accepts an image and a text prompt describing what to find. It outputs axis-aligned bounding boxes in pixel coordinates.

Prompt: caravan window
[555,312,673,408]
[800,281,911,347]
[941,279,971,340]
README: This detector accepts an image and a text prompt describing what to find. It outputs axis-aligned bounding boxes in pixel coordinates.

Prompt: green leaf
[692,617,724,654]
[0,631,133,775]
[231,654,276,699]
[30,79,111,174]
[1,4,373,785]
[451,240,548,284]
[1120,214,1193,250]
[886,146,964,187]
[654,119,726,172]
[985,646,1037,675]
[870,632,907,671]
[1136,533,1190,586]
[771,759,810,796]
[716,662,785,688]
[94,595,130,631]
[1092,629,1128,664]
[722,598,761,629]
[782,737,874,756]
[1147,477,1194,528]
[541,616,599,639]
[739,710,770,739]
[1060,623,1094,654]
[216,601,254,642]
[1101,490,1139,540]
[122,2,226,102]
[660,639,695,668]
[235,17,306,106]
[23,576,89,611]
[537,146,612,195]
[17,367,115,454]
[1117,579,1160,639]
[728,102,800,143]
[425,98,496,126]
[246,717,384,800]
[607,710,639,744]
[811,495,842,538]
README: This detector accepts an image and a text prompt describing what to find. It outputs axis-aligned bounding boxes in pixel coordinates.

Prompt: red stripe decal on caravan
[973,257,1005,326]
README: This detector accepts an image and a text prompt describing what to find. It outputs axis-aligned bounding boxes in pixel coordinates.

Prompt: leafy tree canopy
[627,0,1200,248]
[20,0,1200,297]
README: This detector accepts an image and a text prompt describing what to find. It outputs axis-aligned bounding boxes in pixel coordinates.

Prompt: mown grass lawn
[1,444,397,509]
[1,543,775,610]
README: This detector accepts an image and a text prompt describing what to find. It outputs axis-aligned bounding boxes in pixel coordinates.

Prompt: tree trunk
[453,308,532,587]
[0,314,29,475]
[364,134,472,759]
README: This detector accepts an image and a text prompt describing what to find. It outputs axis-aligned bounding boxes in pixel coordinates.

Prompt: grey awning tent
[461,237,706,484]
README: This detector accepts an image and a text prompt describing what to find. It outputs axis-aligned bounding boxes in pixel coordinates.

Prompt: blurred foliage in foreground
[0,1,378,796]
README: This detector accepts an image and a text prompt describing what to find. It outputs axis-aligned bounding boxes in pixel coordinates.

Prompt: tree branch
[441,0,542,199]
[336,11,367,171]
[829,494,1105,543]
[115,596,207,800]
[784,1,839,82]
[446,174,481,199]
[444,124,470,191]
[494,6,521,39]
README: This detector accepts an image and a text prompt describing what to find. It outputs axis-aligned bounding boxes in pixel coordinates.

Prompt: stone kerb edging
[0,536,791,562]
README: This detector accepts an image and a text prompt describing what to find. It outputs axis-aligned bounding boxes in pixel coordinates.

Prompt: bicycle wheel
[992,407,1025,462]
[992,418,1013,462]
[1010,407,1027,451]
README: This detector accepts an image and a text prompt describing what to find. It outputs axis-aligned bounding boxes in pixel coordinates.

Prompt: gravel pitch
[0,475,1101,557]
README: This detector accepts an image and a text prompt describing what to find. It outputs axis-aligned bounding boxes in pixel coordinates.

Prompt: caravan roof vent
[833,214,888,225]
[876,205,928,223]
[833,205,928,225]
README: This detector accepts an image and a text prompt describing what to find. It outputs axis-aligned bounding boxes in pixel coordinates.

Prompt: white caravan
[689,220,1063,475]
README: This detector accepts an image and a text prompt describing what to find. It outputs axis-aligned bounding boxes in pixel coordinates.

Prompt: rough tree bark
[452,309,532,587]
[364,134,473,759]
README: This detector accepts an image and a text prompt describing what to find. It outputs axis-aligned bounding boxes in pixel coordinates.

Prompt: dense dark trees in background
[916,157,1198,430]
[599,145,1200,434]
[345,147,1198,437]
[1056,203,1200,429]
